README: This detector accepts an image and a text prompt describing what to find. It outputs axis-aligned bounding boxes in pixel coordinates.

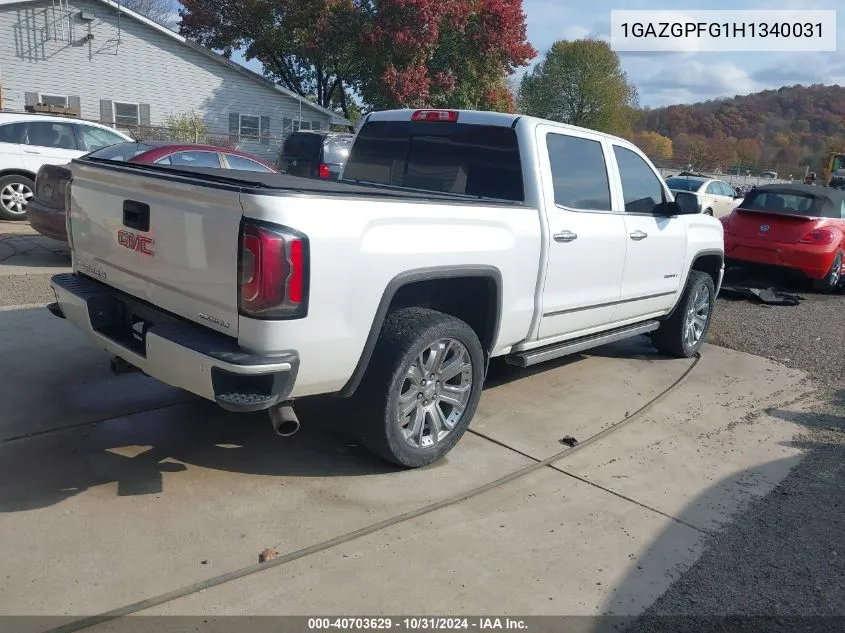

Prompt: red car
[27,142,277,242]
[721,184,845,292]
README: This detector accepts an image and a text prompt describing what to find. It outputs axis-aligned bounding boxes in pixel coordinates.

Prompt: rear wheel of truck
[354,308,485,468]
[652,270,715,358]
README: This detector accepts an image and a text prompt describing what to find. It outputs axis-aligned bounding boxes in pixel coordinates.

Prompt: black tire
[812,251,843,293]
[652,271,716,358]
[0,174,36,221]
[704,208,714,216]
[352,307,485,468]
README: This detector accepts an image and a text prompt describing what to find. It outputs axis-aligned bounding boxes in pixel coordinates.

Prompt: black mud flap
[46,302,65,319]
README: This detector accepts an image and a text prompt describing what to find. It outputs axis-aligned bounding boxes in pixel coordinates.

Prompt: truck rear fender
[337,266,502,397]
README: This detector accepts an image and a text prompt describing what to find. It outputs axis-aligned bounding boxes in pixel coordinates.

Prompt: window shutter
[25,92,39,107]
[100,99,114,124]
[139,104,151,126]
[67,95,81,115]
[260,116,270,145]
[229,112,240,139]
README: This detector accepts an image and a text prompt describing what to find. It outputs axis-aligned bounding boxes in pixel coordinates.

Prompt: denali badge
[198,312,230,329]
[117,229,154,256]
[77,260,106,279]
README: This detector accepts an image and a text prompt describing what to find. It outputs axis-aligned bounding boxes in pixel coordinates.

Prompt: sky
[170,0,844,109]
[522,0,844,107]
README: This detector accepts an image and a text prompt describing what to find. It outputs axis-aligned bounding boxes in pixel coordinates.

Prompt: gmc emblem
[117,229,154,256]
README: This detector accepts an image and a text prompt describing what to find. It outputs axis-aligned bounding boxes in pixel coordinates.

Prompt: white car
[0,113,132,220]
[50,108,724,468]
[665,175,744,218]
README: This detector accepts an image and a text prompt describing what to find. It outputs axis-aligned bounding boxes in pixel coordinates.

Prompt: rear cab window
[546,133,611,211]
[343,119,524,202]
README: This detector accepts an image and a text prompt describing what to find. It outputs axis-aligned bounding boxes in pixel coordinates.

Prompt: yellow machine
[823,152,845,185]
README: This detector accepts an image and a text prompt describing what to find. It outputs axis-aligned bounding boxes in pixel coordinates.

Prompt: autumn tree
[517,39,638,136]
[633,131,673,161]
[361,0,535,110]
[180,0,363,117]
[178,0,535,117]
[122,0,175,27]
[735,138,762,165]
[673,133,710,170]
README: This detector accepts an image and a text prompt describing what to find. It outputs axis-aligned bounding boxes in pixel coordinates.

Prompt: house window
[39,94,68,107]
[114,102,140,126]
[239,115,261,139]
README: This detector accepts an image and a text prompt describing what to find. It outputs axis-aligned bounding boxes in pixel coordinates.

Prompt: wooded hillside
[635,84,845,174]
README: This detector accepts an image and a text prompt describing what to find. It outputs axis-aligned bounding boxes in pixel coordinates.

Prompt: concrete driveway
[0,222,819,629]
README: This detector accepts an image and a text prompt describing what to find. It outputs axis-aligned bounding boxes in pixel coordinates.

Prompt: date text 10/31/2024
[308,618,529,630]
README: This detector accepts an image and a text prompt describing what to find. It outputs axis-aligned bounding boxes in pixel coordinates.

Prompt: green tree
[517,39,638,135]
[164,111,211,144]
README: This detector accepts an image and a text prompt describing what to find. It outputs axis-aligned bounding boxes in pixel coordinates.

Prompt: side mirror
[672,191,700,215]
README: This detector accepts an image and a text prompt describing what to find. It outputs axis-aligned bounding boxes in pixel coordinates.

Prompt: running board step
[506,321,660,368]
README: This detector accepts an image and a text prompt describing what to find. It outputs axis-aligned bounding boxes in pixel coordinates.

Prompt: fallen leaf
[258,548,279,563]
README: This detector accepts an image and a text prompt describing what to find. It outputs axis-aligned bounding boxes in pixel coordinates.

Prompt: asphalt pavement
[0,221,837,630]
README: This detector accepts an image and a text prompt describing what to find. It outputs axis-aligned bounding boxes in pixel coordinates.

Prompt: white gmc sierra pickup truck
[49,109,723,467]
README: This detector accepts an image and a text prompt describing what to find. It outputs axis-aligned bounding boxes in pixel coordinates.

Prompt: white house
[0,0,351,160]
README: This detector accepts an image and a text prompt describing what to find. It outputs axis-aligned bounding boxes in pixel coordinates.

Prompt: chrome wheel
[684,285,711,348]
[832,255,842,287]
[0,182,33,216]
[396,338,473,449]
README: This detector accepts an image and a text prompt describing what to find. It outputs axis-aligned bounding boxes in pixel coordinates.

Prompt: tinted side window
[546,133,611,210]
[78,125,126,152]
[225,154,272,172]
[167,151,221,168]
[0,123,27,144]
[720,182,736,197]
[705,182,720,195]
[344,121,524,202]
[26,121,78,150]
[614,146,665,214]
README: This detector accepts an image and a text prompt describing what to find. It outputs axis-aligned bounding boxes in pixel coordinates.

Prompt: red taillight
[64,180,74,248]
[318,163,331,179]
[411,109,459,122]
[799,229,834,245]
[239,222,308,318]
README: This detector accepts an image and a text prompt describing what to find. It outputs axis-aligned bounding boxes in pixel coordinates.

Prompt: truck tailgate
[68,161,242,336]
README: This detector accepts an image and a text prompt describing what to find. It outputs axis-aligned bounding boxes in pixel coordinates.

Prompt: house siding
[0,0,332,161]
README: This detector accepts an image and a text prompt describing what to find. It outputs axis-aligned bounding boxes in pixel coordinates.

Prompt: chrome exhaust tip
[269,404,300,437]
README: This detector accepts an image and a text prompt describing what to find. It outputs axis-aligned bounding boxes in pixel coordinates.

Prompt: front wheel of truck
[354,307,485,468]
[652,270,716,358]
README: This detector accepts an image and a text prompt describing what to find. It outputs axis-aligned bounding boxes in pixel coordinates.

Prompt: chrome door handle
[629,230,648,241]
[553,230,578,243]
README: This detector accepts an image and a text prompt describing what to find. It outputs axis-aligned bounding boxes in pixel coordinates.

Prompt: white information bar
[610,10,837,52]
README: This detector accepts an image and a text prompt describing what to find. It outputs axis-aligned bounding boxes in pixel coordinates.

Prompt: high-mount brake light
[411,110,459,122]
[238,221,308,319]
